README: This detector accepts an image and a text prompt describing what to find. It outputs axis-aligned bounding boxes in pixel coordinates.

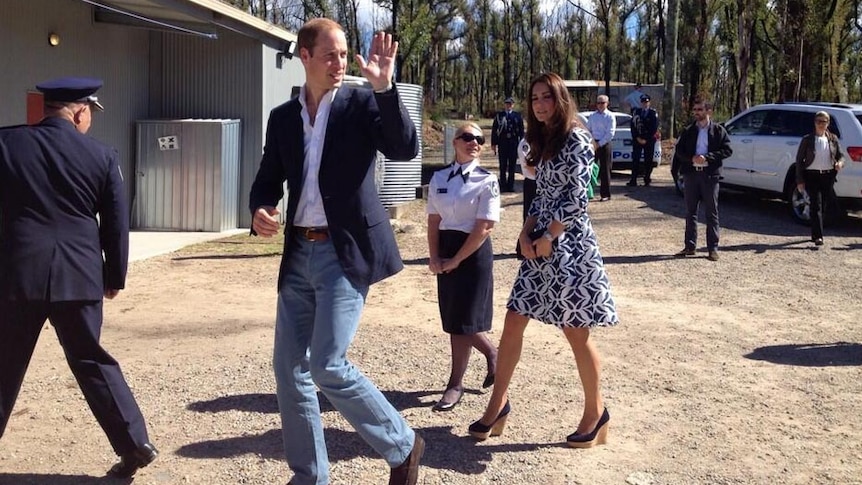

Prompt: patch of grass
[175,232,284,257]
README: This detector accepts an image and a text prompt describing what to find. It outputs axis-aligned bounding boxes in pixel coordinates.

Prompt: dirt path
[1,164,861,485]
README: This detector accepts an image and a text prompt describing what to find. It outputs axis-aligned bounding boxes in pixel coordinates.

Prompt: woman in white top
[426,122,501,411]
[794,111,846,246]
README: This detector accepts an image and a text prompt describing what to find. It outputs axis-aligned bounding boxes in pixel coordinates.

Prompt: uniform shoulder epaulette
[475,166,490,175]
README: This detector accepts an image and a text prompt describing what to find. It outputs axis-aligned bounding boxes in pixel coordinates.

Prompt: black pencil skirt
[436,230,494,335]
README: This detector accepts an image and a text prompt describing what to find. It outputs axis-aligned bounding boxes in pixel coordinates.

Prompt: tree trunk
[662,0,679,138]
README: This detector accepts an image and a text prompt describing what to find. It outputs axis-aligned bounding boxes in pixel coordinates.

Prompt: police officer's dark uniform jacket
[0,77,155,477]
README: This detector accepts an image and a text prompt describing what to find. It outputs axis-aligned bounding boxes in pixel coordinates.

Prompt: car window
[759,110,810,137]
[725,110,768,135]
[614,114,631,128]
[828,118,842,138]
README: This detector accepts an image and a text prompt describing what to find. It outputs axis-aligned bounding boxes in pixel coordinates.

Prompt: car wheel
[788,185,812,225]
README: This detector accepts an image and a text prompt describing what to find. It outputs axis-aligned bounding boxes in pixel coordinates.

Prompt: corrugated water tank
[134,119,240,231]
[378,83,424,207]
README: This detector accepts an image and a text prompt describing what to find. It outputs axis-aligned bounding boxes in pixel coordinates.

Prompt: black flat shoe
[566,408,610,448]
[432,388,463,412]
[482,373,495,389]
[468,400,511,440]
[107,442,158,478]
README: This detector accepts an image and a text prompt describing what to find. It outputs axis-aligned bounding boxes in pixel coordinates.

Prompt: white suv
[675,103,862,222]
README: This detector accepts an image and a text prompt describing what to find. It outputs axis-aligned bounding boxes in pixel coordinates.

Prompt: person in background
[469,72,619,449]
[0,77,157,478]
[795,111,846,247]
[587,94,616,201]
[491,97,525,192]
[673,97,732,262]
[426,122,500,412]
[624,82,645,114]
[249,19,423,485]
[627,94,658,187]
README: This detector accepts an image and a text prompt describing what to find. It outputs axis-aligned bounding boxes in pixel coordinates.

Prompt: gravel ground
[1,162,861,485]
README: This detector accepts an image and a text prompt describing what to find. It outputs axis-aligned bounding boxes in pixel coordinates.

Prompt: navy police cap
[36,77,105,111]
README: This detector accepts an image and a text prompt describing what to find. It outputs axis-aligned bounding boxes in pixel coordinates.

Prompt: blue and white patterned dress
[506,128,619,328]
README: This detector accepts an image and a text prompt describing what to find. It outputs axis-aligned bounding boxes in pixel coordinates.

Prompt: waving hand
[356,31,398,91]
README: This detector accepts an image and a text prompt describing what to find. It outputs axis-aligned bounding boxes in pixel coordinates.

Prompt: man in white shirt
[587,95,616,201]
[249,18,423,485]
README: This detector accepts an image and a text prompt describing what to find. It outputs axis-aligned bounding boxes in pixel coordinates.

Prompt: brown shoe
[675,248,695,257]
[707,250,720,261]
[388,434,424,485]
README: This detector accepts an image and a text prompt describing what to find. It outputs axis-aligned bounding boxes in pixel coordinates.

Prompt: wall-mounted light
[48,33,60,47]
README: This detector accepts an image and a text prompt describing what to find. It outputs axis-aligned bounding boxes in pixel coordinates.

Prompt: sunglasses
[456,133,485,145]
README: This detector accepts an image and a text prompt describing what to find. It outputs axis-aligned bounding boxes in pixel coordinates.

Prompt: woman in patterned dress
[468,72,619,448]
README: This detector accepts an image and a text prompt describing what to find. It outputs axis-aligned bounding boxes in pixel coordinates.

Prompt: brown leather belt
[293,226,330,242]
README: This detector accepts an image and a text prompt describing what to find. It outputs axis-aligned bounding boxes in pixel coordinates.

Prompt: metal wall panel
[136,119,240,231]
[152,30,297,228]
[0,0,150,207]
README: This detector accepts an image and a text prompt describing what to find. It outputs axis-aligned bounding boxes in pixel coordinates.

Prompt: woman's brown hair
[524,72,583,167]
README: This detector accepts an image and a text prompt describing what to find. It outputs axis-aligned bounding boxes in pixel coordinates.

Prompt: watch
[542,232,555,242]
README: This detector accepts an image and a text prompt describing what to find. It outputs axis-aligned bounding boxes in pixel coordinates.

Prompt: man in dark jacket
[249,19,423,485]
[627,94,659,187]
[0,77,157,478]
[673,98,733,262]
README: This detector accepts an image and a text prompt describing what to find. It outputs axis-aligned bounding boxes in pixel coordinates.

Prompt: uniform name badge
[437,188,448,194]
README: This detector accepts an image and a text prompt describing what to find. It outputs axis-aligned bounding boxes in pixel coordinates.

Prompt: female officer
[426,122,500,411]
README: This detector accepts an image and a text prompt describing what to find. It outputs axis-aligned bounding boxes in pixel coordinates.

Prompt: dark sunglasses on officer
[456,132,485,145]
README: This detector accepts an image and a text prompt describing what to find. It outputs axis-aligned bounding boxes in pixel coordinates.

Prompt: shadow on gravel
[402,252,521,266]
[186,390,448,416]
[174,424,553,474]
[624,184,862,238]
[0,474,129,485]
[413,425,551,475]
[745,342,862,367]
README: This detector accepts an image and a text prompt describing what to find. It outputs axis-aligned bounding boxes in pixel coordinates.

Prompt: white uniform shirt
[294,85,337,227]
[427,160,501,233]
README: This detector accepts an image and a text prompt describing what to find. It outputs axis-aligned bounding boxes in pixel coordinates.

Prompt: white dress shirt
[294,85,338,227]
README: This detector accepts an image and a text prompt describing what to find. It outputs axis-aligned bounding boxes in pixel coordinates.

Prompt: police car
[578,110,662,171]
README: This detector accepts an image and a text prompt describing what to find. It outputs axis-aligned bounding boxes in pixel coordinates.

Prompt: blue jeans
[273,236,414,485]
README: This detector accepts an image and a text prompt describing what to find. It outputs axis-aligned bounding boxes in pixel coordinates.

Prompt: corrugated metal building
[0,0,305,229]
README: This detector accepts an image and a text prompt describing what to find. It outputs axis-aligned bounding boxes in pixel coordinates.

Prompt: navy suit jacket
[0,117,129,302]
[249,86,419,288]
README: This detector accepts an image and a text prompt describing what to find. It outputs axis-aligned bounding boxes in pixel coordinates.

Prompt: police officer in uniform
[427,122,500,412]
[491,97,525,192]
[0,77,157,478]
[627,94,659,187]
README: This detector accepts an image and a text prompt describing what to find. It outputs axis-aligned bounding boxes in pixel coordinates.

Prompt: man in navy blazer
[0,77,156,478]
[249,19,423,485]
